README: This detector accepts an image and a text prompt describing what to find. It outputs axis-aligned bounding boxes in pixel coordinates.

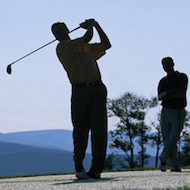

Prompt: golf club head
[7,65,12,75]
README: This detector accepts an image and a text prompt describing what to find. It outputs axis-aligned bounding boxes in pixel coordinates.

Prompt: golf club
[7,26,81,75]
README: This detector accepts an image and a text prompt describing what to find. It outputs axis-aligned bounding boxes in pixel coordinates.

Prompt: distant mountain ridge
[0,141,91,177]
[0,129,158,155]
[0,130,74,152]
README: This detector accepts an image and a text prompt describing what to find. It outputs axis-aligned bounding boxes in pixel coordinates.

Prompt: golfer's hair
[51,22,68,34]
[162,57,174,65]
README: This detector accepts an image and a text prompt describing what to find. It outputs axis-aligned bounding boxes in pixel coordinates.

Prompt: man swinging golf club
[51,19,111,179]
[158,57,188,172]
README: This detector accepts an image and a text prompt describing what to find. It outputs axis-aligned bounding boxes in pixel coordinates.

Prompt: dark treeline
[104,92,190,170]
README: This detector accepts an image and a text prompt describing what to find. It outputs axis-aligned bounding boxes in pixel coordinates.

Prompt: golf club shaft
[9,26,81,66]
[9,39,56,66]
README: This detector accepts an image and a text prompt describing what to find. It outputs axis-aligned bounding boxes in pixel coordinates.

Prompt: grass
[0,166,189,179]
[153,186,190,190]
[104,165,190,173]
[0,172,71,179]
[111,185,190,190]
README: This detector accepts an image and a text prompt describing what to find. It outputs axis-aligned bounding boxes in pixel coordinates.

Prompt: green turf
[111,185,190,190]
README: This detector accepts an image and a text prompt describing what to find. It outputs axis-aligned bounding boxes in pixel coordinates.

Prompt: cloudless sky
[1,0,190,133]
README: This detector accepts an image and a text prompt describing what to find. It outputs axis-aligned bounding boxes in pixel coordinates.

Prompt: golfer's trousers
[160,108,186,166]
[71,82,107,173]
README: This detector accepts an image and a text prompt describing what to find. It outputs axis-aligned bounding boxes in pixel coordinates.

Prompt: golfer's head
[161,57,175,74]
[51,22,69,41]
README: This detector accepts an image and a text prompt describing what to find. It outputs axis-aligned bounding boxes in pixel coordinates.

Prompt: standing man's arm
[158,80,166,101]
[158,86,184,101]
[158,75,188,101]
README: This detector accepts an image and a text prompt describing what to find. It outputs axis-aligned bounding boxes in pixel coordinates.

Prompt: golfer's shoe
[85,170,101,179]
[76,170,89,179]
[170,166,181,172]
[160,162,167,172]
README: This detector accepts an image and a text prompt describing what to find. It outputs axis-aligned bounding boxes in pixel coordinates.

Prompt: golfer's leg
[90,84,107,173]
[71,86,89,172]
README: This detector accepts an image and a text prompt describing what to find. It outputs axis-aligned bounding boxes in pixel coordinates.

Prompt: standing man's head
[51,22,70,42]
[161,57,175,75]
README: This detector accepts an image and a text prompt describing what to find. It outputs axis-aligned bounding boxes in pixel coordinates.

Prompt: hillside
[0,141,91,177]
[0,129,158,155]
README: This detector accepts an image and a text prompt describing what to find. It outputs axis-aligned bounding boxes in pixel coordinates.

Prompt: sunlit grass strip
[111,185,190,190]
[0,166,189,179]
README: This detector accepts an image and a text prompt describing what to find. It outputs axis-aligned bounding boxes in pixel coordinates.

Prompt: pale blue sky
[1,0,190,133]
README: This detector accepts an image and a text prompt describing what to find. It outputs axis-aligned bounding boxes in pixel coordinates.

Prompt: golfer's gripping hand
[80,19,97,29]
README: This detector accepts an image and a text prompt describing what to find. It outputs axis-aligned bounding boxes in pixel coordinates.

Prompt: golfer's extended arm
[82,25,93,43]
[95,23,111,50]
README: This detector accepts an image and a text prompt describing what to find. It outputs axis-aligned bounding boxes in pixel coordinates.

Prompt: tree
[103,153,115,170]
[180,111,190,166]
[136,122,151,168]
[108,92,158,169]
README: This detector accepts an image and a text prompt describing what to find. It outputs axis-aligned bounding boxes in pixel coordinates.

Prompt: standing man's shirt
[158,71,188,109]
[56,38,106,84]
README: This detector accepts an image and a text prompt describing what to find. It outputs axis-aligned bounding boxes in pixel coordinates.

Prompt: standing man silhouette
[158,57,188,172]
[51,19,111,179]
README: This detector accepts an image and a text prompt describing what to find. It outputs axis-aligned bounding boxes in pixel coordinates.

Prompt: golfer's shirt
[56,38,106,84]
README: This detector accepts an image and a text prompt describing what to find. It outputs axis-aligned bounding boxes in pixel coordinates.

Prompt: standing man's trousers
[160,108,186,166]
[71,81,107,173]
